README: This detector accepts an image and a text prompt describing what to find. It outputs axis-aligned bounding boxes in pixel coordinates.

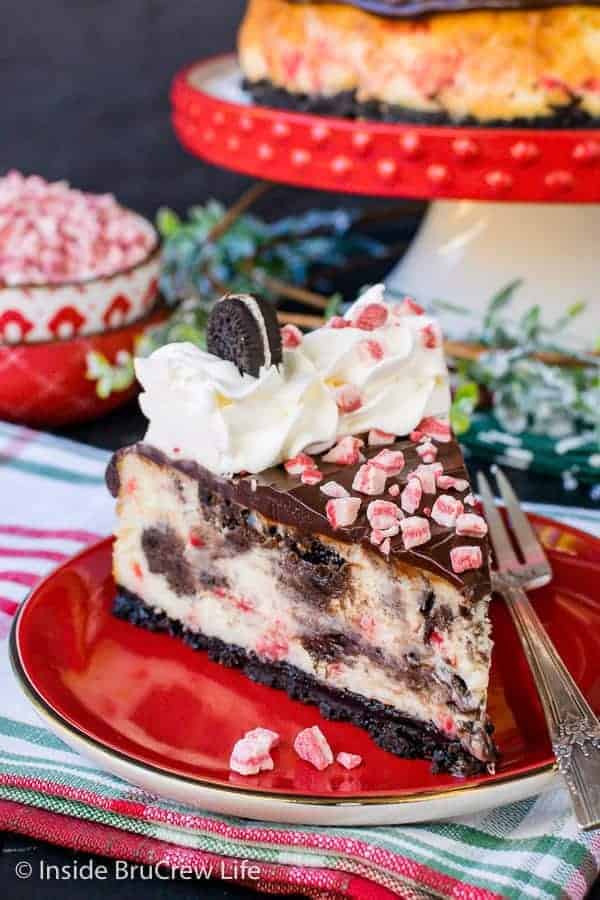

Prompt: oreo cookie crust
[207,294,282,377]
[114,587,492,777]
[244,79,600,129]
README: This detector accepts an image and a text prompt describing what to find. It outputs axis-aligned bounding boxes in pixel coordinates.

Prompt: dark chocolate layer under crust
[244,78,600,128]
[114,587,494,777]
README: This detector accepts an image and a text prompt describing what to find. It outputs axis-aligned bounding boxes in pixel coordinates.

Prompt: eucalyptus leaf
[519,304,541,341]
[450,408,471,435]
[454,382,479,405]
[483,279,522,334]
[156,207,181,239]
[431,298,471,315]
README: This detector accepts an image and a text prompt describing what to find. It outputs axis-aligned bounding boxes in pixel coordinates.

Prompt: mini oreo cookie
[206,294,282,377]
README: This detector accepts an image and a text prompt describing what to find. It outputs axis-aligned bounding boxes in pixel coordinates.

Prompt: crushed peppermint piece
[0,170,156,286]
[189,529,205,548]
[429,630,444,647]
[456,513,488,537]
[352,302,389,331]
[336,752,363,770]
[417,417,452,443]
[280,323,303,349]
[329,315,352,329]
[284,453,315,475]
[368,429,395,446]
[451,545,483,573]
[320,481,350,498]
[400,516,431,549]
[367,499,401,531]
[301,467,323,485]
[256,622,289,661]
[326,497,361,529]
[352,463,387,495]
[431,495,464,528]
[396,296,424,316]
[437,475,469,492]
[294,726,334,771]
[370,528,385,546]
[380,537,391,556]
[412,463,443,494]
[335,384,363,413]
[416,441,438,463]
[230,733,275,776]
[464,493,476,506]
[401,478,422,514]
[357,338,385,364]
[388,483,400,497]
[322,435,364,466]
[421,323,442,349]
[370,449,405,476]
[410,430,424,442]
[360,614,375,642]
[243,728,280,750]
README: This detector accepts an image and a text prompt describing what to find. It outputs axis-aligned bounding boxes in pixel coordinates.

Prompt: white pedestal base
[387,201,600,347]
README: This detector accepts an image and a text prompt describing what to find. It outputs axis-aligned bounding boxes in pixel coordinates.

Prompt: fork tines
[477,468,552,589]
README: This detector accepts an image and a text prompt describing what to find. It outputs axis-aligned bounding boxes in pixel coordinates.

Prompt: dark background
[2,1,248,217]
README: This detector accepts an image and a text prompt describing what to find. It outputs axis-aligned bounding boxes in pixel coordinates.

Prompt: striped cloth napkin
[1,419,600,900]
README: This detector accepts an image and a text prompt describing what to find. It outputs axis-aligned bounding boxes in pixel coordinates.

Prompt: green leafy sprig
[137,201,386,358]
[438,283,600,443]
[157,201,384,308]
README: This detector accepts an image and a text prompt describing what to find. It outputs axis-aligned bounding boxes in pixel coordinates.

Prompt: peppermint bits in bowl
[0,171,159,344]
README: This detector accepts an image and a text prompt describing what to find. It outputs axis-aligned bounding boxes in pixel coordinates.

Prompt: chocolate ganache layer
[107,434,490,605]
[288,0,598,15]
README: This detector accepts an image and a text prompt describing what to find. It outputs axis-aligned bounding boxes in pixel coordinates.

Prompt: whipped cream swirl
[136,342,338,476]
[303,284,450,438]
[136,285,451,476]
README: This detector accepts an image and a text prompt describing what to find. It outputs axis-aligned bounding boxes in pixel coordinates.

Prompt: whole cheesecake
[239,0,600,125]
[108,287,497,777]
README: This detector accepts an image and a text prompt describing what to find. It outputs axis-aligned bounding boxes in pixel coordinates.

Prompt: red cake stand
[172,55,600,341]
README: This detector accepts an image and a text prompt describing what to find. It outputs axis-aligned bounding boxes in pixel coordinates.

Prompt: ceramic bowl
[0,243,160,344]
[0,305,167,428]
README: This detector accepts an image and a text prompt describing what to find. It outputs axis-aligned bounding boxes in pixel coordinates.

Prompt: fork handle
[495,573,600,830]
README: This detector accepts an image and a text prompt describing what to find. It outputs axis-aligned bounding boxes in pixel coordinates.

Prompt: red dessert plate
[10,514,600,825]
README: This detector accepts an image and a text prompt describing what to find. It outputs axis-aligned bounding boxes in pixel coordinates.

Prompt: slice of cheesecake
[108,288,496,776]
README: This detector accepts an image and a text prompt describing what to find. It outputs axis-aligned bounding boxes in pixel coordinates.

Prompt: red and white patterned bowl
[0,305,167,428]
[0,243,160,345]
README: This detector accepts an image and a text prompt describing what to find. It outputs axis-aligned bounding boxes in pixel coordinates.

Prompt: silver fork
[478,466,600,831]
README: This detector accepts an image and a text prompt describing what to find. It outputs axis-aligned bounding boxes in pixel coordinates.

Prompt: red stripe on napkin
[0,799,401,900]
